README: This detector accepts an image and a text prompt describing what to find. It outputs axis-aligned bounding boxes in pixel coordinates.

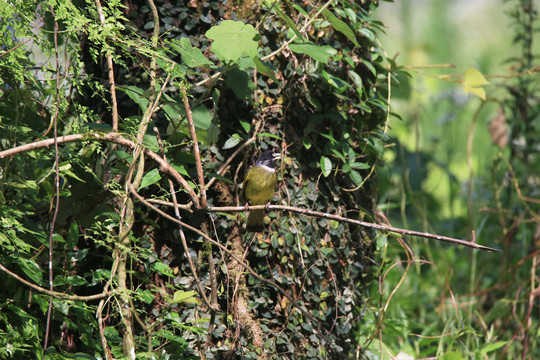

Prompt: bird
[241,150,281,232]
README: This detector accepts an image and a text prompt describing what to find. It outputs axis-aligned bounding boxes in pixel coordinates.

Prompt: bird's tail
[246,209,264,232]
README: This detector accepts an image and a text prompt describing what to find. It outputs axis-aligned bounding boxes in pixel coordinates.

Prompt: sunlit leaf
[206,20,259,62]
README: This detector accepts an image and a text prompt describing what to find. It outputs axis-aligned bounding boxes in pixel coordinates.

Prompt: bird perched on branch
[241,150,281,232]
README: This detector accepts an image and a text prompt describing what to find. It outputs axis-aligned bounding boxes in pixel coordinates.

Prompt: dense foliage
[0,0,394,358]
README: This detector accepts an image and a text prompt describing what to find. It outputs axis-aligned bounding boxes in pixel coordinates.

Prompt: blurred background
[357,0,540,358]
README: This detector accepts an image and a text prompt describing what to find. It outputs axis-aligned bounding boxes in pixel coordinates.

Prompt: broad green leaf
[172,290,199,304]
[322,9,359,47]
[170,37,213,68]
[18,258,42,286]
[120,86,148,111]
[206,20,259,62]
[289,43,336,63]
[463,68,490,100]
[320,156,332,177]
[138,168,161,190]
[136,289,155,304]
[153,262,174,277]
[225,67,251,99]
[349,169,363,186]
[192,106,212,130]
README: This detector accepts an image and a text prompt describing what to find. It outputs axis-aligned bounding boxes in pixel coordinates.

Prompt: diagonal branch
[207,205,501,252]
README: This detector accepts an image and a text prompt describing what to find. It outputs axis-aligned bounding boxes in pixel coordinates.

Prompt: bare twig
[208,205,501,252]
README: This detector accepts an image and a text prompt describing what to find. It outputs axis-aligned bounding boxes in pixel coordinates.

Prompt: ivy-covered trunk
[0,0,391,358]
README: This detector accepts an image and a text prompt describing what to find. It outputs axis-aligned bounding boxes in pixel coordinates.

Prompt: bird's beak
[273,152,282,161]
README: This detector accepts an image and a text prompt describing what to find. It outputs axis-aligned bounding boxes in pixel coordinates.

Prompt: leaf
[320,156,332,177]
[479,341,509,355]
[349,170,363,187]
[191,106,212,130]
[138,168,161,190]
[462,68,490,100]
[275,5,304,40]
[206,20,259,62]
[170,37,213,68]
[172,290,199,304]
[18,258,42,286]
[223,134,241,149]
[120,86,148,111]
[254,57,278,83]
[289,43,337,63]
[322,9,360,47]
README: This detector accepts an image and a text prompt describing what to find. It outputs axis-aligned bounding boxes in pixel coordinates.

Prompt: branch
[208,205,501,252]
[181,85,207,209]
[0,264,111,301]
[95,0,119,131]
[129,188,331,344]
[0,132,200,208]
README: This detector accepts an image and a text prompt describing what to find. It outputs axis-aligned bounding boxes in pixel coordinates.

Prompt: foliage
[370,0,540,358]
[0,0,395,358]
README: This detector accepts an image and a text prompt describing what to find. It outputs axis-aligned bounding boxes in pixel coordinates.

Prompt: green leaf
[289,43,337,63]
[322,9,359,47]
[172,290,199,304]
[170,37,213,68]
[153,262,174,277]
[138,168,161,190]
[206,20,259,62]
[136,289,155,304]
[18,258,42,286]
[225,67,252,99]
[223,134,241,149]
[275,5,304,40]
[349,170,363,186]
[479,341,509,355]
[192,106,212,130]
[320,156,332,177]
[120,86,148,111]
[254,58,278,83]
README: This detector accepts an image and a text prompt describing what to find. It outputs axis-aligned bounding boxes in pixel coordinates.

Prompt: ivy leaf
[322,9,359,47]
[462,68,490,100]
[289,43,337,63]
[206,20,259,62]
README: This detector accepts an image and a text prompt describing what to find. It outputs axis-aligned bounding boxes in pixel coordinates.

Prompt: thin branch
[95,0,119,131]
[0,132,199,208]
[208,205,501,252]
[129,188,331,344]
[181,85,207,209]
[44,6,62,351]
[0,38,32,58]
[0,264,111,301]
[153,128,215,311]
[260,0,333,62]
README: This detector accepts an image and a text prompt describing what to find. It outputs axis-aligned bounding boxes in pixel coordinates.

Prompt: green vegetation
[1,0,538,358]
